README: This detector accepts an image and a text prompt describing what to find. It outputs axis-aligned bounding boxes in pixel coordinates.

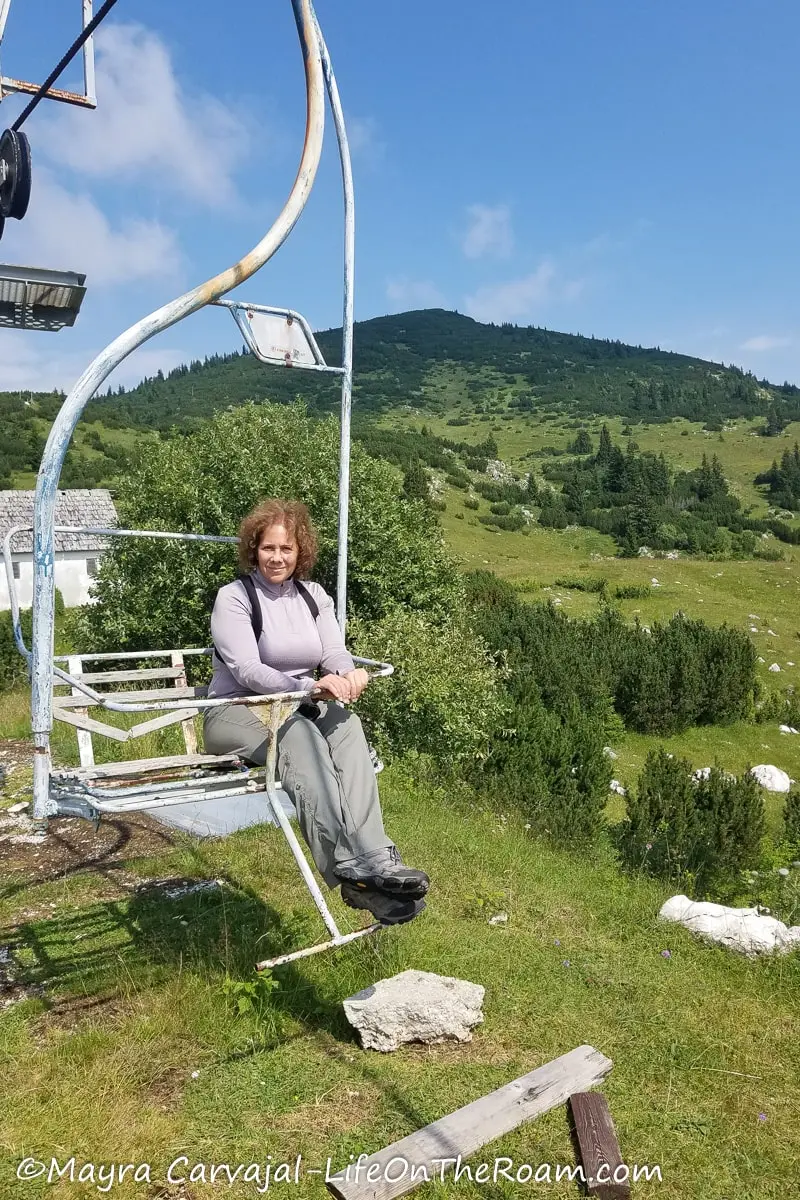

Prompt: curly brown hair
[238,499,318,579]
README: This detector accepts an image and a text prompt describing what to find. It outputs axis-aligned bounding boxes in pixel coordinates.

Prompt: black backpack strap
[294,579,320,621]
[237,573,263,643]
[213,575,319,662]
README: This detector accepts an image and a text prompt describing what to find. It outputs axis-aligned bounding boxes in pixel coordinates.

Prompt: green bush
[463,496,480,510]
[620,750,765,896]
[79,403,462,657]
[0,590,66,690]
[554,575,607,594]
[614,583,651,600]
[348,606,505,768]
[785,788,800,852]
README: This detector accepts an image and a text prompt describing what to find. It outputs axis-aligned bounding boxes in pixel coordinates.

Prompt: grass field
[2,401,800,1198]
[2,763,799,1200]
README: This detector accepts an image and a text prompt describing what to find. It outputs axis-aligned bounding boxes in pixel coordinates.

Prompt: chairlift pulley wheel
[0,128,32,231]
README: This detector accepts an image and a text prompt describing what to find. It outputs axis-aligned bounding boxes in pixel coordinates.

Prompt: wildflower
[554,938,561,946]
[646,842,653,850]
[661,949,672,959]
[758,1112,767,1122]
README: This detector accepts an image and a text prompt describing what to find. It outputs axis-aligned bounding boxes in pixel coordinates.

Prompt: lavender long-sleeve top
[208,573,355,699]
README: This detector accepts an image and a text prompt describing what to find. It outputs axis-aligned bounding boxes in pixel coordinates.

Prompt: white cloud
[740,335,793,352]
[13,168,181,286]
[462,204,513,259]
[464,260,584,324]
[0,332,186,393]
[386,278,446,310]
[346,115,385,164]
[35,23,248,206]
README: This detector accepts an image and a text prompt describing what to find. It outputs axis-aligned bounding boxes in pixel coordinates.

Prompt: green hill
[3,308,799,488]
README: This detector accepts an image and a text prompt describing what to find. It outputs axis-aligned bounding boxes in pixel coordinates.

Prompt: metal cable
[11,0,120,131]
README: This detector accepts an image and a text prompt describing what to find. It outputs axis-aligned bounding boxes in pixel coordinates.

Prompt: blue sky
[1,0,799,392]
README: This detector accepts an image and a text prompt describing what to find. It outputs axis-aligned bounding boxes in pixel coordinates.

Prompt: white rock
[750,626,759,633]
[767,629,777,636]
[659,894,800,957]
[749,614,761,621]
[651,577,659,585]
[343,970,485,1052]
[609,779,627,796]
[488,912,508,926]
[603,746,618,760]
[750,765,792,793]
[757,657,765,663]
[769,663,781,672]
[693,767,712,781]
[665,550,679,560]
[7,802,28,814]
[788,662,795,667]
[779,725,799,735]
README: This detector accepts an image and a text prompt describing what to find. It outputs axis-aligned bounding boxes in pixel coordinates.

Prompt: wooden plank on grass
[325,1044,613,1200]
[568,1092,630,1199]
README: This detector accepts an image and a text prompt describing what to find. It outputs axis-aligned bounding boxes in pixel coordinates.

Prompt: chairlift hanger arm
[11,0,119,130]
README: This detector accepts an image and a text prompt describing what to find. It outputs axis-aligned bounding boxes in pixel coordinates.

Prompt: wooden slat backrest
[53,652,204,761]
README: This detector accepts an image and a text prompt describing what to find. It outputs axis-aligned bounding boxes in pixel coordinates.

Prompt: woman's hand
[343,668,370,700]
[315,669,370,703]
[316,673,353,702]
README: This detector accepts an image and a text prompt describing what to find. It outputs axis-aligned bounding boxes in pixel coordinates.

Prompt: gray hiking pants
[203,702,392,886]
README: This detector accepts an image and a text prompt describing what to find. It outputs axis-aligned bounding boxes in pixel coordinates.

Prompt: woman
[203,499,429,925]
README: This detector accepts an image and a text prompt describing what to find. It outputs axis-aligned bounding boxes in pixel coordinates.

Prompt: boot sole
[335,874,430,899]
[341,886,426,926]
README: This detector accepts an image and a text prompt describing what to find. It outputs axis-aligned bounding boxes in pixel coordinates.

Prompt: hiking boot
[335,846,430,898]
[340,881,426,926]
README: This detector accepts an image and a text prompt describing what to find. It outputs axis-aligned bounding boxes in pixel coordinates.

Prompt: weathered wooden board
[68,654,95,769]
[325,1045,613,1200]
[53,707,130,743]
[51,753,243,781]
[54,686,207,709]
[126,708,201,739]
[53,667,183,687]
[569,1092,630,1199]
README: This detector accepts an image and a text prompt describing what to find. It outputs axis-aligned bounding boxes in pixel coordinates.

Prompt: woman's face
[256,522,299,585]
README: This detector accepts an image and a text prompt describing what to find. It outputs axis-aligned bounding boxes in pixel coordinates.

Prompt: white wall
[0,551,101,610]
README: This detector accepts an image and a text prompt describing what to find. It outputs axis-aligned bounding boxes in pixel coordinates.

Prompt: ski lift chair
[18,0,392,968]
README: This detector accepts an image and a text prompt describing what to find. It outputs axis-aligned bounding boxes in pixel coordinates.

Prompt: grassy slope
[2,765,798,1200]
[380,404,800,805]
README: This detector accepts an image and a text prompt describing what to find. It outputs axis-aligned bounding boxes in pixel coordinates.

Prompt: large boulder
[659,894,800,957]
[343,969,485,1052]
[750,764,792,792]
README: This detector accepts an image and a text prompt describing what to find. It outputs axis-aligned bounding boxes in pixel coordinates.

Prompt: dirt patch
[147,1184,198,1200]
[0,810,179,890]
[0,737,34,778]
[35,990,130,1033]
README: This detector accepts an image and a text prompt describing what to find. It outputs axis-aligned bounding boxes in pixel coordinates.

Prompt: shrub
[614,583,651,599]
[785,788,800,852]
[348,606,505,768]
[78,403,462,657]
[620,750,765,896]
[554,575,607,594]
[463,496,480,510]
[0,590,66,690]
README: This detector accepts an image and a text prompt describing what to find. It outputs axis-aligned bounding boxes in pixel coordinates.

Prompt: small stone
[343,970,484,1053]
[191,1070,200,1079]
[603,746,618,760]
[609,779,626,795]
[7,802,27,815]
[488,912,508,926]
[777,868,790,877]
[769,663,781,673]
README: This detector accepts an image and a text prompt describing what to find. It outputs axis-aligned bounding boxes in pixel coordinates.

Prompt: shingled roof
[0,490,118,553]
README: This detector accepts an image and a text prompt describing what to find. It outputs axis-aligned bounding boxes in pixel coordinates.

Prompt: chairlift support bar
[0,0,103,113]
[28,0,358,828]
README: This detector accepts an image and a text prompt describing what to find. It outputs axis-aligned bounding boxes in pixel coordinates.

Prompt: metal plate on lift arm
[216,300,343,373]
